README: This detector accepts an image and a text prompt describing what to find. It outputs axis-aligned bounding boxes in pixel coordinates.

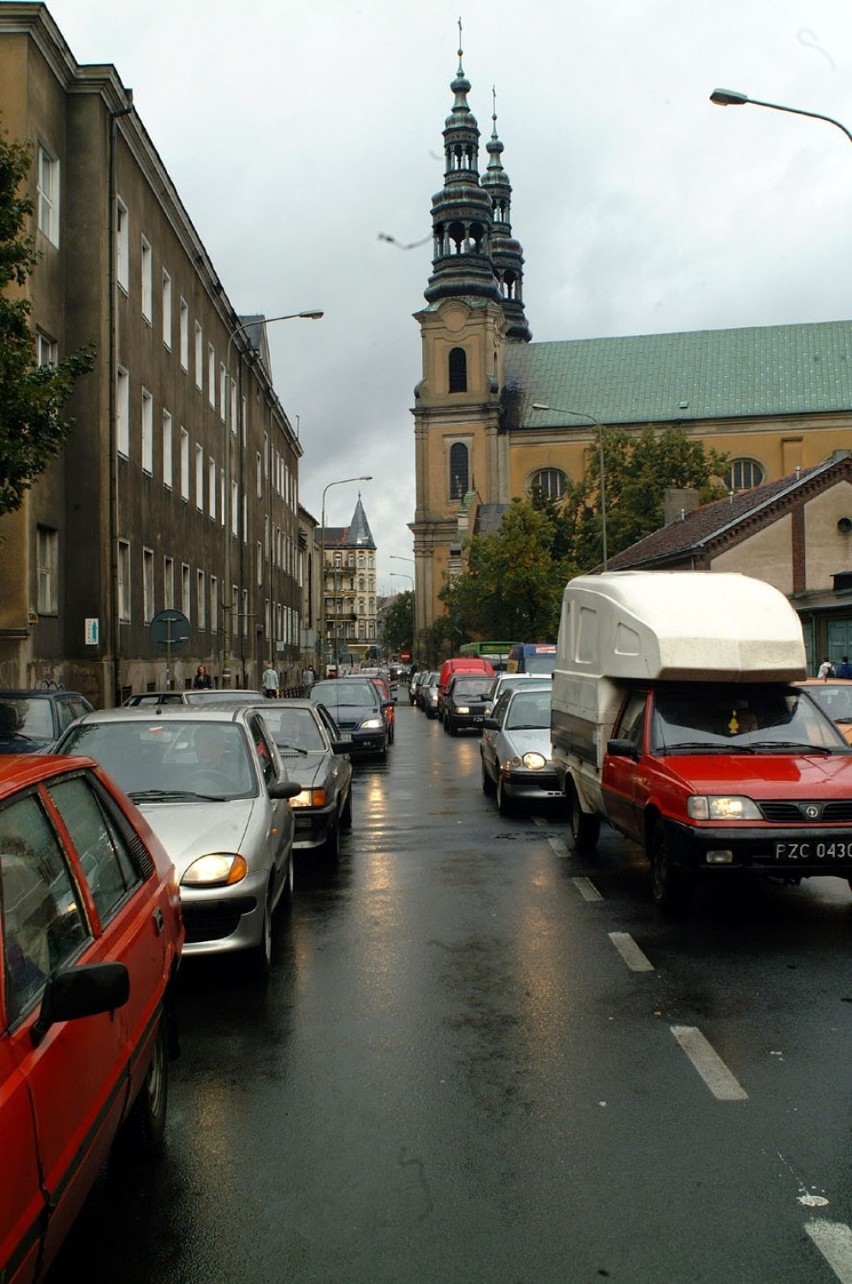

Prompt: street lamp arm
[709,89,852,145]
[530,401,608,570]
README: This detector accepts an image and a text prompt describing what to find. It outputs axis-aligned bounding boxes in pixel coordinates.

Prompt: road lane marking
[572,876,603,902]
[670,1025,748,1101]
[548,835,569,857]
[609,932,654,972]
[805,1220,852,1283]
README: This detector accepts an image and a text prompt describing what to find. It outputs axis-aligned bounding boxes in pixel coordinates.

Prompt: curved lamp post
[223,309,323,681]
[320,475,372,675]
[389,571,415,662]
[709,89,852,145]
[531,401,608,570]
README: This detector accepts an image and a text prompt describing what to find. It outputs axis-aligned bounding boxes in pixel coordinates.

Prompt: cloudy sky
[44,0,852,594]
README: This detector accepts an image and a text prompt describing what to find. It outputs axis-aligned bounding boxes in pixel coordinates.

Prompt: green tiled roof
[506,319,852,427]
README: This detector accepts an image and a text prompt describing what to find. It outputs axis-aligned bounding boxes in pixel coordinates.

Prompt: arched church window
[529,468,568,502]
[724,458,764,491]
[449,443,469,500]
[448,347,467,393]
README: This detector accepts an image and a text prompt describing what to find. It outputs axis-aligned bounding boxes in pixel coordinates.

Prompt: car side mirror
[606,738,638,758]
[331,739,353,755]
[32,962,129,1048]
[269,778,302,800]
[480,717,500,731]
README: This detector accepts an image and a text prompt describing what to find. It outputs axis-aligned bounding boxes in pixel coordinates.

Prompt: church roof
[505,318,852,427]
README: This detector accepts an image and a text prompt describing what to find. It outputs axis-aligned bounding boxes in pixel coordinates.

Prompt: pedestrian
[835,655,852,679]
[302,665,315,690]
[193,664,212,689]
[262,662,280,698]
[817,656,834,680]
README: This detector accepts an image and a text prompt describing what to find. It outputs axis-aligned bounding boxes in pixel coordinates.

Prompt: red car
[0,754,183,1283]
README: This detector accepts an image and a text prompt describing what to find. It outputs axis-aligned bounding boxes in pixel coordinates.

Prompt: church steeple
[424,28,501,306]
[482,91,531,342]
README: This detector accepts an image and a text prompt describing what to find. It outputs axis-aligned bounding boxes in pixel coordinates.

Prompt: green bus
[458,641,519,671]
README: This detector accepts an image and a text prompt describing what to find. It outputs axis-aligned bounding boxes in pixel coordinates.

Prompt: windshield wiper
[128,788,212,801]
[657,741,739,754]
[277,741,308,755]
[745,740,835,755]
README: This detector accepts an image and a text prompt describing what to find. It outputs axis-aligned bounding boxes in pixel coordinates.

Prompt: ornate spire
[424,28,500,306]
[481,89,531,341]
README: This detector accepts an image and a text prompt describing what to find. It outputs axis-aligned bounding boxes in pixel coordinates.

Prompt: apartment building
[0,3,304,703]
[316,495,378,671]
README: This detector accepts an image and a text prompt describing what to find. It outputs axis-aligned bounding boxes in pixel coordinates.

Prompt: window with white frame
[162,411,173,488]
[116,367,130,456]
[118,540,131,621]
[37,145,59,246]
[196,570,206,630]
[141,389,153,473]
[36,332,57,367]
[208,343,215,407]
[210,576,218,633]
[208,458,216,520]
[179,298,189,369]
[162,270,172,348]
[265,599,271,640]
[194,322,203,389]
[195,444,203,510]
[239,393,245,445]
[179,428,189,500]
[220,469,225,527]
[242,494,247,545]
[256,452,262,498]
[142,547,155,623]
[724,458,765,491]
[181,563,191,619]
[220,363,227,423]
[163,556,174,609]
[116,197,129,291]
[231,481,239,536]
[141,237,152,321]
[257,541,263,587]
[529,467,568,501]
[232,585,238,637]
[37,526,58,614]
[242,589,248,637]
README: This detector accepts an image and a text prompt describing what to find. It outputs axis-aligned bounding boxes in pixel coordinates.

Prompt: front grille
[760,799,852,824]
[182,896,255,943]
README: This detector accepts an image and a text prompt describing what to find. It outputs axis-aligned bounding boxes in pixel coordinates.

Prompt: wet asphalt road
[48,702,852,1283]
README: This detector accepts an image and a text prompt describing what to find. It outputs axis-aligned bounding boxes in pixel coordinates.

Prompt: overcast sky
[43,0,852,595]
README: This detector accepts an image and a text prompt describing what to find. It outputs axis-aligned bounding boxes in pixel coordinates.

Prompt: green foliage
[0,121,95,517]
[382,589,414,656]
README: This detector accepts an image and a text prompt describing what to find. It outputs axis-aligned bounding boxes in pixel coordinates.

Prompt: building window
[162,270,172,348]
[208,458,216,520]
[181,563,191,618]
[36,332,58,367]
[256,452,263,498]
[141,389,153,473]
[142,547,155,623]
[449,442,469,499]
[141,237,152,321]
[220,363,227,423]
[196,570,206,630]
[231,481,239,536]
[118,540,131,622]
[220,469,225,527]
[210,576,218,633]
[724,458,765,491]
[116,367,130,457]
[194,322,203,389]
[180,428,189,500]
[116,197,129,291]
[448,346,467,393]
[164,556,174,609]
[529,467,568,501]
[242,589,248,638]
[37,145,59,246]
[162,410,173,488]
[257,541,263,587]
[37,526,58,614]
[179,298,189,369]
[232,585,238,637]
[195,444,204,510]
[208,343,215,407]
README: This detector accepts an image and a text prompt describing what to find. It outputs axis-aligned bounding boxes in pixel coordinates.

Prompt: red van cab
[437,657,494,722]
[0,754,183,1284]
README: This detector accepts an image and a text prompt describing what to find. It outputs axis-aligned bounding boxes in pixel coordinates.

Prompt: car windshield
[0,698,53,740]
[59,720,258,798]
[452,680,491,699]
[524,655,556,675]
[805,684,852,723]
[261,707,325,751]
[311,682,376,707]
[505,691,551,730]
[650,684,847,753]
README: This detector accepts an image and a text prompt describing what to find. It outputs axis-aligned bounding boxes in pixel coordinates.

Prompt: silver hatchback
[54,706,300,973]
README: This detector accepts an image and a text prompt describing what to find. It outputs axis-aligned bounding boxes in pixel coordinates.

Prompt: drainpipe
[108,100,133,705]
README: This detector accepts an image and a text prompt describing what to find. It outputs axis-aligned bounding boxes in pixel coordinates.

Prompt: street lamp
[389,572,416,662]
[222,309,324,684]
[320,475,372,676]
[709,89,852,145]
[531,401,608,570]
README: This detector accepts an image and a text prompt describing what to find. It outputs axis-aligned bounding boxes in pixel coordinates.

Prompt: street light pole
[531,402,608,570]
[389,571,416,663]
[223,309,323,685]
[709,89,852,145]
[319,475,372,676]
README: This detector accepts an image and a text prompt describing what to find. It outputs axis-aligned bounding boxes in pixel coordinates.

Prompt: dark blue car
[0,689,94,753]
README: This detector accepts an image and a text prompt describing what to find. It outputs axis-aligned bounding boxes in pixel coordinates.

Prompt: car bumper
[502,768,563,804]
[180,867,270,955]
[292,800,337,850]
[341,729,387,753]
[661,816,852,876]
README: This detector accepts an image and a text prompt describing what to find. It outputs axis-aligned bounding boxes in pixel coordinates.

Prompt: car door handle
[152,907,164,936]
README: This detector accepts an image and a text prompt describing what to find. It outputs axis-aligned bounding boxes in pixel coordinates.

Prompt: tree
[0,122,95,517]
[382,590,414,657]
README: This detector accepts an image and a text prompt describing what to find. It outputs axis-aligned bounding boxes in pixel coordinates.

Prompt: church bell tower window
[448,347,467,393]
[449,442,469,499]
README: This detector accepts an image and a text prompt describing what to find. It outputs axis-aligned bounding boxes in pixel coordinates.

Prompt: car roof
[62,705,254,725]
[0,752,99,798]
[0,688,90,699]
[798,678,852,686]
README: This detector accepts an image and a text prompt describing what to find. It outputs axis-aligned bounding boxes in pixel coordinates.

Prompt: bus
[458,641,519,671]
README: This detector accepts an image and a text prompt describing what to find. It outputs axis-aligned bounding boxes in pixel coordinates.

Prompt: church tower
[410,34,531,640]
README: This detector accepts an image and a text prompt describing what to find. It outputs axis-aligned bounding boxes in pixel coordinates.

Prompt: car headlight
[360,717,384,730]
[290,788,328,809]
[687,796,762,821]
[181,853,249,886]
[522,752,547,770]
[455,705,470,714]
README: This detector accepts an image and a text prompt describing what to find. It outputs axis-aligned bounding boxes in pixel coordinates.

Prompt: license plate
[774,840,852,861]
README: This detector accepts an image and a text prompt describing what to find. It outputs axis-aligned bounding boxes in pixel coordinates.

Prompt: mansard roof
[505,318,852,428]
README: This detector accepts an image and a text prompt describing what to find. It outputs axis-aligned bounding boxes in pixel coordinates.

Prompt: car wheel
[121,1016,168,1153]
[388,724,395,744]
[247,886,274,977]
[340,787,353,828]
[481,756,496,796]
[322,820,340,860]
[650,823,693,914]
[569,784,600,852]
[496,775,515,817]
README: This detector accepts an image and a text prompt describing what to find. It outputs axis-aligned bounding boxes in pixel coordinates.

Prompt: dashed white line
[609,931,654,972]
[572,876,603,902]
[670,1024,748,1101]
[805,1220,852,1283]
